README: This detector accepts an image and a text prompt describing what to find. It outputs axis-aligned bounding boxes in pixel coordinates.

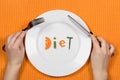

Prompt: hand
[4,31,26,80]
[5,31,26,65]
[90,35,114,80]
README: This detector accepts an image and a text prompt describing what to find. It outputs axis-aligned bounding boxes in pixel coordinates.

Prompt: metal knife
[67,15,93,37]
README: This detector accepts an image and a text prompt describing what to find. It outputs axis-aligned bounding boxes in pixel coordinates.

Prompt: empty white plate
[25,10,92,77]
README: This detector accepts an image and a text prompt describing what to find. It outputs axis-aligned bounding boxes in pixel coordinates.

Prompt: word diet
[45,36,73,50]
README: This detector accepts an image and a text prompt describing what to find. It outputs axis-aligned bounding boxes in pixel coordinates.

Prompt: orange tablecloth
[0,0,120,80]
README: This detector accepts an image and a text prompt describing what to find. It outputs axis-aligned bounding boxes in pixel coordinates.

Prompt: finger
[109,44,115,55]
[14,31,26,47]
[106,41,110,49]
[91,35,100,48]
[103,40,110,53]
[96,36,107,49]
[9,31,22,45]
[20,38,25,49]
[20,42,25,51]
[5,34,14,50]
[106,42,110,55]
[6,34,14,45]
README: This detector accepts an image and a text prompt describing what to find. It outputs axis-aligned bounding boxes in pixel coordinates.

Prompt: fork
[2,17,45,51]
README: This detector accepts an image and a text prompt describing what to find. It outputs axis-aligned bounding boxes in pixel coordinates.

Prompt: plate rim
[25,10,92,77]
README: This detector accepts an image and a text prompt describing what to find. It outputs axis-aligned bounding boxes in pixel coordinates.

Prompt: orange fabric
[0,0,120,80]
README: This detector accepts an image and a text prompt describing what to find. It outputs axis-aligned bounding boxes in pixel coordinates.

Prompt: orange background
[0,0,120,80]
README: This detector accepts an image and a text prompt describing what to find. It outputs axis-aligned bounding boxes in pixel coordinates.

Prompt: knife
[67,15,93,37]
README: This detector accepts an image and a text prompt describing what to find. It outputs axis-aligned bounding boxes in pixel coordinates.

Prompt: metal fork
[2,17,45,51]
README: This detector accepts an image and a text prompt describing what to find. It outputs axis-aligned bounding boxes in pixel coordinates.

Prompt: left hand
[5,31,26,65]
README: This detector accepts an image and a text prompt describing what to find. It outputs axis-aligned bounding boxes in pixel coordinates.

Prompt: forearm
[92,70,108,80]
[4,63,21,80]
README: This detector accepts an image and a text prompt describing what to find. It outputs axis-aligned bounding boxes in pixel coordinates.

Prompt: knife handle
[90,31,93,35]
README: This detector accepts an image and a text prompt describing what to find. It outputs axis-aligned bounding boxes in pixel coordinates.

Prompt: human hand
[5,31,26,66]
[4,31,26,80]
[90,35,114,80]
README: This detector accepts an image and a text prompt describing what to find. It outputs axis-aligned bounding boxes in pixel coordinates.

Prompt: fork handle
[2,26,29,52]
[2,45,5,51]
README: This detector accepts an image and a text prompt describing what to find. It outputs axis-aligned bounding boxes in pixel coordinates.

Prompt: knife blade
[67,15,93,37]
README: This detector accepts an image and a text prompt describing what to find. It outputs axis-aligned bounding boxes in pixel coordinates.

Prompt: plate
[25,10,92,77]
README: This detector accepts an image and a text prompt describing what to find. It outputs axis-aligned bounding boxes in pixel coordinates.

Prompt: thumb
[91,35,100,48]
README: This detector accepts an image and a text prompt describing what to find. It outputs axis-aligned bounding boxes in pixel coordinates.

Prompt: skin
[4,31,26,80]
[4,31,114,80]
[91,35,114,80]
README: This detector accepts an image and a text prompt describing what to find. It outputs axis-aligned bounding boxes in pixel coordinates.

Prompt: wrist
[4,62,22,80]
[7,60,22,66]
[93,70,108,80]
[7,62,22,69]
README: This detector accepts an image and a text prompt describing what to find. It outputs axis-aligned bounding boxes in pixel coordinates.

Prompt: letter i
[54,37,57,49]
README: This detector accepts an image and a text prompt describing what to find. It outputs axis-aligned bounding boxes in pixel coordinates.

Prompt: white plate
[25,10,92,77]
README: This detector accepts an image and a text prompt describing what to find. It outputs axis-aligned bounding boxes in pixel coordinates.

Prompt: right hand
[90,35,114,80]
